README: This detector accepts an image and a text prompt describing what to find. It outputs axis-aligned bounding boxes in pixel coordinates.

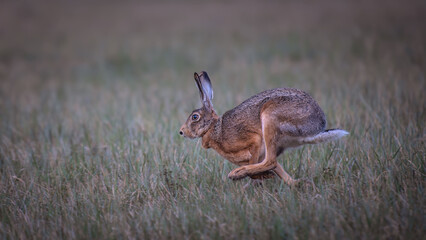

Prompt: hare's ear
[194,71,214,109]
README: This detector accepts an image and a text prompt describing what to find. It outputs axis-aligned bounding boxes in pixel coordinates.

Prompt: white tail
[302,129,349,144]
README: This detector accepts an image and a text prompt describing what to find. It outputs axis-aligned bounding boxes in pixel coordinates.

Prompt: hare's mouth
[179,131,197,139]
[179,126,196,139]
[181,134,196,139]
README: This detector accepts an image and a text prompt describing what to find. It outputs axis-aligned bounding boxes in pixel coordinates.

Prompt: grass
[0,1,425,239]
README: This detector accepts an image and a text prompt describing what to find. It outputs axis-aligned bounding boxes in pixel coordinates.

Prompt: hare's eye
[192,114,199,121]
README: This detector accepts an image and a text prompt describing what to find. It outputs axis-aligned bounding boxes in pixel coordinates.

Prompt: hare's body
[202,88,325,164]
[180,72,348,184]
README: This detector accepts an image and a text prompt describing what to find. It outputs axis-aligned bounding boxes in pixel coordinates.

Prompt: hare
[179,71,348,185]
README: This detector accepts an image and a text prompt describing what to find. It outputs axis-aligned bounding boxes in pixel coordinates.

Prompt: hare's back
[225,88,313,117]
[223,88,326,136]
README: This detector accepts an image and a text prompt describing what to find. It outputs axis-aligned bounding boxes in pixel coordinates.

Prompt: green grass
[0,1,425,239]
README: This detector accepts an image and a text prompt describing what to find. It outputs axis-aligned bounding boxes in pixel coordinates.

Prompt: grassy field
[0,1,425,239]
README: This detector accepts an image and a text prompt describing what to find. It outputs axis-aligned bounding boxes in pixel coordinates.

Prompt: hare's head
[180,72,218,139]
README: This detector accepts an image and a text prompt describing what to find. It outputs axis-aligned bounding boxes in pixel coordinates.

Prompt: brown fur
[180,71,346,185]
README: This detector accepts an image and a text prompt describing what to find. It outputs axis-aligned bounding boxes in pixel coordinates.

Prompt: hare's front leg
[228,114,280,180]
[227,138,263,180]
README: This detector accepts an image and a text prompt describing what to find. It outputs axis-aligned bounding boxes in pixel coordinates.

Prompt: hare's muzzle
[179,125,194,138]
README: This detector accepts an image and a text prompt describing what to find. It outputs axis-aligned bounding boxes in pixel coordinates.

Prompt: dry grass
[0,1,425,239]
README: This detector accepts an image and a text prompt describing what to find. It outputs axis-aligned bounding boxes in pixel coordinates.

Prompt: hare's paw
[249,170,276,180]
[228,167,248,180]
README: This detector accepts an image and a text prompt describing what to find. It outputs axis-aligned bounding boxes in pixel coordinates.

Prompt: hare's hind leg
[228,113,282,181]
[274,163,297,185]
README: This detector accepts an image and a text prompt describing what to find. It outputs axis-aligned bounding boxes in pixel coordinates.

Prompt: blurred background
[0,0,425,239]
[1,1,424,123]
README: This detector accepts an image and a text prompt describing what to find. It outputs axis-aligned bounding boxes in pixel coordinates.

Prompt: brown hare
[179,71,348,185]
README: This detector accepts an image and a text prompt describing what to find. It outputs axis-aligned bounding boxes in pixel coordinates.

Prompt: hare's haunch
[179,71,348,185]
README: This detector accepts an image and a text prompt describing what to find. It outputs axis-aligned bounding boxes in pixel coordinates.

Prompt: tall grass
[0,1,424,239]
